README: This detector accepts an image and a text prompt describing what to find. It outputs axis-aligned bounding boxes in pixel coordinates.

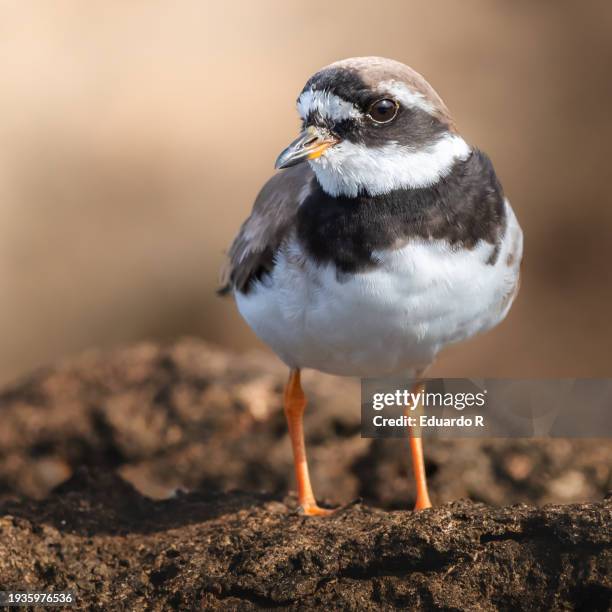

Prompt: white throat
[309,134,471,198]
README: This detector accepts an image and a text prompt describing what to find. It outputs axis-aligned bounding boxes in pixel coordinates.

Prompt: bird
[220,57,523,516]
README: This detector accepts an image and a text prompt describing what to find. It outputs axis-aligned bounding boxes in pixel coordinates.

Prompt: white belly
[236,201,522,377]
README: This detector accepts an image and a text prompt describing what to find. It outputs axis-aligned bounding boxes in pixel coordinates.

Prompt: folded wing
[219,164,315,294]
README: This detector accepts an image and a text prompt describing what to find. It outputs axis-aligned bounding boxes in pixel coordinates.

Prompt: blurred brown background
[1,1,611,386]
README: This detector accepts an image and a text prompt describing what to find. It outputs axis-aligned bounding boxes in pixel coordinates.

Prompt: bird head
[275,57,470,198]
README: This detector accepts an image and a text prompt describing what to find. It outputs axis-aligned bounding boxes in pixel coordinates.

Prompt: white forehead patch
[378,80,436,115]
[309,134,471,198]
[297,89,361,123]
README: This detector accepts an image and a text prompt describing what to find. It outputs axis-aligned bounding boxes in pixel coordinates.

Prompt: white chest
[236,202,522,377]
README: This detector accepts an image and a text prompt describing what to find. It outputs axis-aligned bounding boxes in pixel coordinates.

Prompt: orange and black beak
[275,126,339,169]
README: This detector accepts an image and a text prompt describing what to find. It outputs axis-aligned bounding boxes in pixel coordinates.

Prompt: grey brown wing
[219,164,315,295]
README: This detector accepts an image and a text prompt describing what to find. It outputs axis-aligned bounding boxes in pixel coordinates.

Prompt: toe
[299,503,335,517]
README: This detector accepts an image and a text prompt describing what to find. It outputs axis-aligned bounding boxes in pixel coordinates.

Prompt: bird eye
[367,98,399,123]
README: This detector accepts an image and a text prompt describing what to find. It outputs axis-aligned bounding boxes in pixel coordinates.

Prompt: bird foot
[297,497,363,517]
[298,503,335,517]
[413,496,432,511]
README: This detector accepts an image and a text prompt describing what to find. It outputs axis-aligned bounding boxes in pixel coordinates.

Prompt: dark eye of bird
[367,98,399,123]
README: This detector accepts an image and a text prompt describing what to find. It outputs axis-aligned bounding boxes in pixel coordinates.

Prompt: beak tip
[274,151,296,170]
[274,128,338,170]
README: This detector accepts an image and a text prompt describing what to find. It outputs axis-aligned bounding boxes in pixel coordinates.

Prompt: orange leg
[407,381,432,510]
[284,369,332,516]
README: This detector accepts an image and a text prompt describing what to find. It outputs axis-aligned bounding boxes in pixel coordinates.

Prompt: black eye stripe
[332,118,353,129]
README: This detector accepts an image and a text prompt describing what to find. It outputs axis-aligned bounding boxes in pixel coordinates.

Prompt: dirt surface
[0,468,609,611]
[0,339,611,609]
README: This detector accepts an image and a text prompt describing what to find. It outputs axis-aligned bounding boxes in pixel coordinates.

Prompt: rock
[0,469,610,610]
[0,339,610,609]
